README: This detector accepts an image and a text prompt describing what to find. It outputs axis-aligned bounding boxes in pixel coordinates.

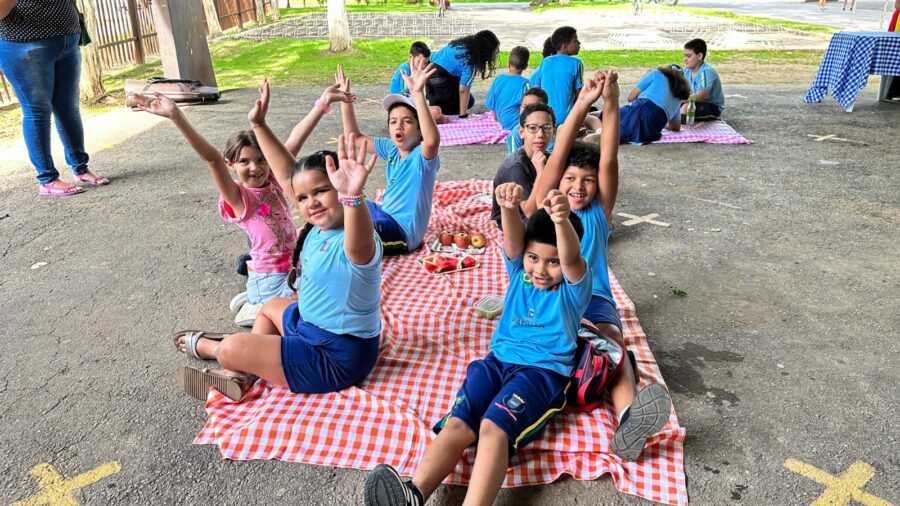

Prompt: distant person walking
[0,0,108,196]
[842,0,856,11]
[819,0,827,11]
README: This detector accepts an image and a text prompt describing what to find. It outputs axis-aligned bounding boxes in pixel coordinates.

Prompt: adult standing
[426,30,500,118]
[0,0,108,197]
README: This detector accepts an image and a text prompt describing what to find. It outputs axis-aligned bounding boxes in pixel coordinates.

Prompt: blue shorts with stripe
[433,353,569,454]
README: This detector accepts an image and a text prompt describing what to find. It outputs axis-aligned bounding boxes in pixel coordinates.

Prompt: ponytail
[542,37,556,58]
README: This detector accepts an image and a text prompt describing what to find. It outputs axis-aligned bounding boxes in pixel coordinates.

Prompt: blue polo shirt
[430,44,476,89]
[683,62,725,110]
[374,138,441,249]
[490,253,592,376]
[529,54,584,126]
[486,73,531,131]
[390,62,411,94]
[298,227,383,340]
[635,70,683,122]
[572,200,614,304]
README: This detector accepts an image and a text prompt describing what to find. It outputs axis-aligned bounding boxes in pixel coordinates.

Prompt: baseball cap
[382,93,417,112]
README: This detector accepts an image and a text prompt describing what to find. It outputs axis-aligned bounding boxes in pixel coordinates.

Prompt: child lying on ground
[364,185,592,506]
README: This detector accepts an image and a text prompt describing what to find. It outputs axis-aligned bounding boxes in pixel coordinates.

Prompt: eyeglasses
[523,123,554,134]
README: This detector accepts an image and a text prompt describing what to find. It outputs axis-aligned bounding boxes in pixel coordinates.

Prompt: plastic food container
[474,295,504,320]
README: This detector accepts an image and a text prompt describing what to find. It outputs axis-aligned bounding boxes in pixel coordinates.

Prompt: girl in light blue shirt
[619,65,691,144]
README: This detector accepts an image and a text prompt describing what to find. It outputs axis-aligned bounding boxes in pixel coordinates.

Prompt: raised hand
[335,64,351,93]
[577,72,605,107]
[248,79,270,127]
[542,189,571,223]
[133,92,178,118]
[602,70,620,103]
[326,133,376,197]
[320,82,357,106]
[401,57,437,94]
[495,182,524,210]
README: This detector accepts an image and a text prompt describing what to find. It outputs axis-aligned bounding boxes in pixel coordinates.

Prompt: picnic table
[804,31,900,112]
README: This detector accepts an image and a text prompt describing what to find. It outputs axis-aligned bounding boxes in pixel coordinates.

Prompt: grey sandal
[172,330,229,359]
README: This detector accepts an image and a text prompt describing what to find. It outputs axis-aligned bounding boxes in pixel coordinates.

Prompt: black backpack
[565,319,638,413]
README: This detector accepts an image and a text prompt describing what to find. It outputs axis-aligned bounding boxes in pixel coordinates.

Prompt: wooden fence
[216,0,274,31]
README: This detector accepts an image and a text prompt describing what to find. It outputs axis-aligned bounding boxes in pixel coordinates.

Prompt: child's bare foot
[172,330,230,359]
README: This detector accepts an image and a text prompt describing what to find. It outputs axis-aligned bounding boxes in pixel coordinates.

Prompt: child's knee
[479,418,508,443]
[216,333,250,369]
[595,322,624,344]
[444,417,478,443]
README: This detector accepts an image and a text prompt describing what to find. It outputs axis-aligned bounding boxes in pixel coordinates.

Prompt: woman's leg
[51,34,90,178]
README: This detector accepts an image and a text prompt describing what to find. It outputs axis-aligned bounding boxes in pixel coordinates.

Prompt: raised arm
[597,71,620,221]
[496,183,526,259]
[523,72,604,217]
[326,134,378,265]
[284,82,357,157]
[247,81,297,204]
[403,57,440,159]
[134,93,244,216]
[544,189,586,283]
[336,64,376,155]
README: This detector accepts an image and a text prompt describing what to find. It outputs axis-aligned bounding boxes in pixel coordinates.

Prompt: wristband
[314,98,332,114]
[338,193,366,207]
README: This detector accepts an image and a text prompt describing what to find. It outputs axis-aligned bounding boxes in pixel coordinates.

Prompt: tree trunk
[255,0,267,25]
[78,0,106,103]
[271,0,281,19]
[327,0,352,52]
[201,0,223,38]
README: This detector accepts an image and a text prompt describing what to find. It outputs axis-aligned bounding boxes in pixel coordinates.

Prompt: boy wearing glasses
[491,102,557,228]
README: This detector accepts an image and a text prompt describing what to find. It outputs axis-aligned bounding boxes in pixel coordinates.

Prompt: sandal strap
[185,331,204,359]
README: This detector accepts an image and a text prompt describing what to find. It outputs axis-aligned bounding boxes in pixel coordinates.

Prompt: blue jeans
[0,33,90,184]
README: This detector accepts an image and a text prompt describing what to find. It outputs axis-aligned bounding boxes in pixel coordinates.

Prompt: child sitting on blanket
[171,122,384,403]
[529,26,584,127]
[364,186,592,506]
[529,70,673,461]
[621,64,691,144]
[491,102,556,228]
[486,46,531,139]
[506,86,550,155]
[680,39,726,121]
[339,61,441,255]
[390,41,431,95]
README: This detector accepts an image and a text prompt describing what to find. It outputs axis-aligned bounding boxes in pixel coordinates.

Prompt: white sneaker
[229,292,249,313]
[234,302,263,327]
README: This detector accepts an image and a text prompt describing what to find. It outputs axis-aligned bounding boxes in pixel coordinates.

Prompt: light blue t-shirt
[390,62,411,94]
[636,70,684,122]
[529,54,584,126]
[573,200,615,303]
[374,138,441,249]
[486,73,530,131]
[429,44,476,89]
[298,227,383,339]
[683,62,725,110]
[490,253,592,376]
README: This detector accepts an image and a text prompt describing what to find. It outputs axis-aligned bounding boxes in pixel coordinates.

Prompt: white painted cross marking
[616,213,671,227]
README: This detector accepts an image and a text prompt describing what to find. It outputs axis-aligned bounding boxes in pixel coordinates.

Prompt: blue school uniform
[618,70,681,144]
[529,54,584,126]
[573,200,622,329]
[486,73,530,131]
[635,70,683,122]
[429,44,476,89]
[683,62,725,111]
[373,137,441,250]
[389,62,411,94]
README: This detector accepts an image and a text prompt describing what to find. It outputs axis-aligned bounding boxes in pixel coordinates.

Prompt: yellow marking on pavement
[12,461,121,506]
[784,459,894,506]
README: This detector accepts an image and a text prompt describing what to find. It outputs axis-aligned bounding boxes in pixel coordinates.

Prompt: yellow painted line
[784,458,894,506]
[12,461,121,506]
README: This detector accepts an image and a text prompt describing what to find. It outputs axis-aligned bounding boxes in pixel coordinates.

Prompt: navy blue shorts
[583,296,622,329]
[433,353,569,454]
[366,201,409,256]
[618,98,668,144]
[280,302,379,393]
[694,101,722,120]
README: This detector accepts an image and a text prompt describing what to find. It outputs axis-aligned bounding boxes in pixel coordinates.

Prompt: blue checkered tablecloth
[805,32,900,110]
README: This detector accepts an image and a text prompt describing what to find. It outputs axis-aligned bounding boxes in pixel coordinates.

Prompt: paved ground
[1,78,898,505]
[686,0,892,31]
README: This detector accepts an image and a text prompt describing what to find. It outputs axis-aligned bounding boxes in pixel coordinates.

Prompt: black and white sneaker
[364,464,424,506]
[611,383,672,461]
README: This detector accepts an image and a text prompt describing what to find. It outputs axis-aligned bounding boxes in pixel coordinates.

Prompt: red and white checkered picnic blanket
[657,119,752,144]
[195,180,687,506]
[437,113,510,147]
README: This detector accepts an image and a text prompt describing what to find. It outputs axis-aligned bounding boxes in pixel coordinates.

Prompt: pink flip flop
[74,171,109,186]
[39,180,85,197]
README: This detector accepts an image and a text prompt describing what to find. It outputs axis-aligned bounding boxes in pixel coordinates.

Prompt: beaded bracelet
[314,98,332,114]
[338,193,366,207]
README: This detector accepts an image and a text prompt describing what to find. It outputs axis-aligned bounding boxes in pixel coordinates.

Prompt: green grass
[571,49,823,68]
[531,0,629,14]
[277,3,432,15]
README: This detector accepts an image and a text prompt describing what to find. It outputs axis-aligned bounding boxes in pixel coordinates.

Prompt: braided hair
[287,150,338,290]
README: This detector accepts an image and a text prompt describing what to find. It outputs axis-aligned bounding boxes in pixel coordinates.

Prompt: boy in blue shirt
[340,60,441,255]
[680,38,725,120]
[390,41,431,95]
[486,46,531,134]
[530,70,673,461]
[364,184,591,506]
[529,26,584,126]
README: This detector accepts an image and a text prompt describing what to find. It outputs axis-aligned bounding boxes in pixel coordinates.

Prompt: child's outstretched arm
[495,182,526,259]
[247,81,297,202]
[327,133,378,265]
[524,72,605,217]
[402,57,440,160]
[283,82,357,157]
[133,93,244,216]
[544,189,587,283]
[336,64,376,155]
[597,71,620,221]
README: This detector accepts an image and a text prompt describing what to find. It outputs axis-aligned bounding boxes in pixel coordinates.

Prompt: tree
[78,0,107,103]
[271,0,281,20]
[327,0,352,52]
[201,0,223,38]
[255,0,267,25]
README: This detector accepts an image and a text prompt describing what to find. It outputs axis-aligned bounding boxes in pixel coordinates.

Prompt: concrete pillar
[150,0,217,87]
